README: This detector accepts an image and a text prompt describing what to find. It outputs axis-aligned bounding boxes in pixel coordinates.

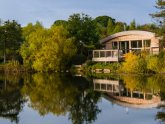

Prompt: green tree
[113,22,124,33]
[107,19,115,35]
[53,20,68,27]
[0,20,23,63]
[137,23,159,32]
[151,0,165,48]
[94,16,116,38]
[67,13,99,50]
[94,16,115,27]
[20,23,77,72]
[129,19,136,30]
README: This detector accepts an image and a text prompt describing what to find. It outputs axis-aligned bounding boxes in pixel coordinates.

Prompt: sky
[0,0,157,28]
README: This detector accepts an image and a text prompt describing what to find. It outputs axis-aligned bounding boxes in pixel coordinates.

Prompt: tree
[94,16,116,38]
[129,19,136,30]
[113,22,124,34]
[0,20,23,63]
[151,0,165,48]
[67,13,99,51]
[107,19,115,35]
[94,16,115,27]
[53,20,68,27]
[137,23,159,32]
[20,23,77,72]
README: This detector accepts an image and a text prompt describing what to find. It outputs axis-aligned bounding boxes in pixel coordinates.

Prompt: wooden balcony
[92,47,159,62]
[92,49,123,62]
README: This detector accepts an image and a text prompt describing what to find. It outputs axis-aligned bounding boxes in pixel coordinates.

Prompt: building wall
[104,34,159,49]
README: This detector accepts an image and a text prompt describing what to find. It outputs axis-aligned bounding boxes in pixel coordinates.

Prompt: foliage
[0,74,25,123]
[137,23,159,32]
[83,62,121,73]
[0,20,23,63]
[151,0,165,48]
[129,19,136,30]
[53,20,68,27]
[22,73,101,124]
[20,23,77,72]
[67,13,99,48]
[119,53,143,73]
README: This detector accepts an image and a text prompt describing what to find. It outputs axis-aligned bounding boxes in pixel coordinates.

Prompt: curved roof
[101,30,155,44]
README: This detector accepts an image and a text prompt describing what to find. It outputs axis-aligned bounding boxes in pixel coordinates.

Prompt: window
[143,40,151,47]
[112,41,118,49]
[131,40,142,48]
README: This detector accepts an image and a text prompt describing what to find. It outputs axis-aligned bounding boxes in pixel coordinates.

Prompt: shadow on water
[0,73,101,124]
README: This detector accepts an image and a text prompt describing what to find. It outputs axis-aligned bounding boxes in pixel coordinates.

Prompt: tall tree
[151,0,165,48]
[53,20,68,27]
[129,19,136,30]
[67,13,99,51]
[20,23,76,72]
[113,22,124,34]
[0,20,23,63]
[94,16,115,27]
[107,19,115,35]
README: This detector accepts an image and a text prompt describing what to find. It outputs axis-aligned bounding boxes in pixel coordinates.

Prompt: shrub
[147,55,159,73]
[120,53,147,73]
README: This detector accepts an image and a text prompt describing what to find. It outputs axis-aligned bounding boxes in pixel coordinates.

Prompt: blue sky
[0,0,157,27]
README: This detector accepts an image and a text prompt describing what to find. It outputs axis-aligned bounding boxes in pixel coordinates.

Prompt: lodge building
[92,30,160,62]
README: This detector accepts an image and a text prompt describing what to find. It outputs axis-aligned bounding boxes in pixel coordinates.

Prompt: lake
[0,73,165,124]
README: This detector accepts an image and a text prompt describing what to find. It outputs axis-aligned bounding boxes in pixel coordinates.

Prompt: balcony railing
[92,49,123,62]
[92,47,159,62]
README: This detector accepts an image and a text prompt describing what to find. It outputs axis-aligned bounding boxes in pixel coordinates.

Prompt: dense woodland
[0,0,164,72]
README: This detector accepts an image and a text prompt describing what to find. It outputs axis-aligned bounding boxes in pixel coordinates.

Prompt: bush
[5,60,26,72]
[120,53,147,73]
[147,55,159,73]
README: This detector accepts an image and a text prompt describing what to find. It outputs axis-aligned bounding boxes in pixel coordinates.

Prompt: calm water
[0,73,165,124]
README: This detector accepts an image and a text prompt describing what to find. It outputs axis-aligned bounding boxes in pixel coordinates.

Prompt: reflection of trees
[0,74,25,124]
[152,76,165,123]
[22,73,101,124]
[156,104,165,123]
[120,75,165,123]
[121,75,161,95]
[69,89,101,124]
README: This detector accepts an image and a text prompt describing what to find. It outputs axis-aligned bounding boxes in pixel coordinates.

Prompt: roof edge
[101,30,155,44]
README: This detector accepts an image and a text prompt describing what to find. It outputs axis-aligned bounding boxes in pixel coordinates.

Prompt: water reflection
[93,74,165,123]
[0,73,165,124]
[0,73,25,124]
[0,73,101,124]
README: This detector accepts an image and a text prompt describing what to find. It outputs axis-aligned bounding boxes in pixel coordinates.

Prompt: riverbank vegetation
[83,50,165,74]
[0,0,164,73]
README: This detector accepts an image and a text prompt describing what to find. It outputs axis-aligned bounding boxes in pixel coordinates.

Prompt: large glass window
[131,40,142,48]
[112,41,118,49]
[143,40,151,47]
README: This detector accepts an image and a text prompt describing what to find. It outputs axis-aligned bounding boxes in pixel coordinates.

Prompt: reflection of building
[93,79,161,109]
[92,31,160,62]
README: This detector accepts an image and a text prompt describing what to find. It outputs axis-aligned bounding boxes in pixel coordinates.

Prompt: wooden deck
[92,47,159,62]
[92,50,123,62]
